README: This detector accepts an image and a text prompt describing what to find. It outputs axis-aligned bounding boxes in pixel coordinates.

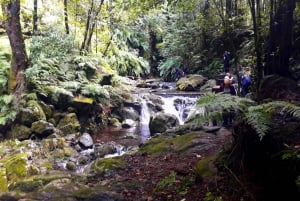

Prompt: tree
[33,0,38,34]
[80,0,104,54]
[247,0,264,99]
[265,0,296,77]
[64,0,70,34]
[1,0,28,98]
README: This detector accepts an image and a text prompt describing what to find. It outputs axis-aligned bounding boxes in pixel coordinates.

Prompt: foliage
[198,59,223,79]
[153,171,176,192]
[158,56,182,80]
[193,93,300,140]
[0,95,17,125]
[29,27,74,63]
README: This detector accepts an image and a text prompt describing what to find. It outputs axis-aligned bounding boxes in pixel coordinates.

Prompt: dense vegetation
[0,0,300,200]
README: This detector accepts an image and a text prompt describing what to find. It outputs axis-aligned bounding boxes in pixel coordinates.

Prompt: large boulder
[149,112,179,135]
[19,100,46,127]
[177,74,207,91]
[57,113,80,135]
[31,120,56,138]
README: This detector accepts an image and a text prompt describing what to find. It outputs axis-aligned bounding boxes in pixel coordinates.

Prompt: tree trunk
[2,0,28,98]
[248,0,263,99]
[33,0,38,35]
[86,0,104,52]
[64,0,70,34]
[265,0,295,77]
[80,0,94,54]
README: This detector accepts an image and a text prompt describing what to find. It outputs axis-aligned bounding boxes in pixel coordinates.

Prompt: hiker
[223,51,232,73]
[223,73,236,95]
[222,73,236,127]
[241,67,251,97]
[174,68,183,80]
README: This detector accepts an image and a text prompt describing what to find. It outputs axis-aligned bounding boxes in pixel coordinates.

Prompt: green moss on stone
[89,157,125,177]
[195,155,217,182]
[1,153,28,183]
[9,179,43,192]
[0,167,8,192]
[139,133,198,155]
[57,113,80,135]
[7,124,31,140]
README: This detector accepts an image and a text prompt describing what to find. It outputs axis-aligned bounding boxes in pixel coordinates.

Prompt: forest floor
[88,128,247,201]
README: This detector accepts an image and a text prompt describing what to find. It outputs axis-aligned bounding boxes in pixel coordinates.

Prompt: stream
[92,82,200,158]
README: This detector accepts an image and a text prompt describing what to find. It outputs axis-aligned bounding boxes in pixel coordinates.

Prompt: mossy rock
[9,179,43,192]
[57,113,80,135]
[39,101,54,120]
[19,100,46,127]
[0,167,8,192]
[139,133,198,155]
[6,124,32,140]
[89,157,125,178]
[1,153,29,184]
[195,155,217,182]
[177,74,207,91]
[31,120,55,137]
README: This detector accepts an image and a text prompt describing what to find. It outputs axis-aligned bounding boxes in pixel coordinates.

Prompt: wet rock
[31,120,55,138]
[122,119,136,128]
[149,112,179,135]
[94,143,117,158]
[78,133,94,148]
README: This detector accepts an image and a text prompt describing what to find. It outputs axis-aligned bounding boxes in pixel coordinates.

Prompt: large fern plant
[190,92,300,140]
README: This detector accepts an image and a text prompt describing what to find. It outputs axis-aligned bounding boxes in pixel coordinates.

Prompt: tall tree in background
[265,0,296,77]
[64,0,70,34]
[1,0,28,98]
[248,0,264,98]
[33,0,38,34]
[80,0,104,54]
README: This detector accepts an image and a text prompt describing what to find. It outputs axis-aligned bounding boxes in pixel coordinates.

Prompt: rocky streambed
[0,75,233,200]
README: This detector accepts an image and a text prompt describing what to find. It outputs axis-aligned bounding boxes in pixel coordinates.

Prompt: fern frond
[245,105,272,140]
[245,101,300,140]
[81,84,110,98]
[187,92,255,124]
[196,92,255,114]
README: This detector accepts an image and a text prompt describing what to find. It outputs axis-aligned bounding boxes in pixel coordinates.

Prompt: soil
[88,128,245,201]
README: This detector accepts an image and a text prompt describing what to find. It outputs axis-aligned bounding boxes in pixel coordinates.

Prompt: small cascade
[160,95,199,125]
[139,97,151,142]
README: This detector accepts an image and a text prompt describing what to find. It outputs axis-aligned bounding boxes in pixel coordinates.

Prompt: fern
[81,84,110,98]
[192,93,300,140]
[194,92,254,118]
[0,95,17,125]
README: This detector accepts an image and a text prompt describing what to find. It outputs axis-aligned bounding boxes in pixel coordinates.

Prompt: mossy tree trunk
[1,0,28,98]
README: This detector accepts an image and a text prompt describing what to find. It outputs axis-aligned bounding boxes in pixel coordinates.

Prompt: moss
[73,96,94,104]
[72,186,93,199]
[7,124,31,140]
[7,68,17,93]
[139,133,198,155]
[43,161,53,170]
[195,155,217,182]
[171,133,198,152]
[66,161,76,171]
[89,157,125,177]
[57,113,80,135]
[1,153,28,183]
[0,167,8,192]
[27,100,46,120]
[9,179,43,192]
[138,136,171,155]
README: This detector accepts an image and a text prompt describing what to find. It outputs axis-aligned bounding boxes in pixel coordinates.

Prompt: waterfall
[139,98,151,142]
[160,95,198,125]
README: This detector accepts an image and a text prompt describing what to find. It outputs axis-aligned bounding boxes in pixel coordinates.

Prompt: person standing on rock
[223,51,232,73]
